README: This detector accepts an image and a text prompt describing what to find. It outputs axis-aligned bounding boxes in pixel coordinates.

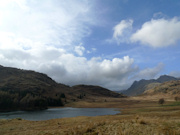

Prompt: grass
[0,97,180,135]
[163,101,180,107]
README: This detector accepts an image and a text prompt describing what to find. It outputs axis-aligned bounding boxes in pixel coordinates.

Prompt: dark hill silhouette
[72,85,125,98]
[0,65,71,111]
[0,65,123,111]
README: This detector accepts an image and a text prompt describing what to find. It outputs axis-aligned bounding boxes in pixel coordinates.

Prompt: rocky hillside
[123,75,179,96]
[0,65,123,111]
[144,80,180,96]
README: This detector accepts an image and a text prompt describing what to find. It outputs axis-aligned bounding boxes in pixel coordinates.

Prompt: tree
[0,91,13,109]
[61,93,66,98]
[158,98,165,105]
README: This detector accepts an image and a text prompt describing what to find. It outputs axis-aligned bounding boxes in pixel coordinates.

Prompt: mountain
[123,75,179,96]
[156,75,178,83]
[122,79,157,96]
[0,65,123,111]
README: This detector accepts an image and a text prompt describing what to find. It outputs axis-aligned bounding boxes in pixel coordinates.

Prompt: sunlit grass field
[1,97,180,135]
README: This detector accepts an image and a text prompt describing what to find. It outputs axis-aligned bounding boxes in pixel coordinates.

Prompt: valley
[0,65,180,134]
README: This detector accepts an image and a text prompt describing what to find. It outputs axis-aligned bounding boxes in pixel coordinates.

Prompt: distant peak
[156,75,177,83]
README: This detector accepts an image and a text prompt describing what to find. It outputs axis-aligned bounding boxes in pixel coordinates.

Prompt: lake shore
[1,97,180,135]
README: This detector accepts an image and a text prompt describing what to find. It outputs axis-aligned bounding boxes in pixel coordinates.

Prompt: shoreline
[1,98,180,134]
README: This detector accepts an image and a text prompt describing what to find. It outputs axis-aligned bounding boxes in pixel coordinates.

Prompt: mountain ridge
[122,75,179,96]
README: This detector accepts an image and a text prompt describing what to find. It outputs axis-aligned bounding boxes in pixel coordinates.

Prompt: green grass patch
[163,101,180,107]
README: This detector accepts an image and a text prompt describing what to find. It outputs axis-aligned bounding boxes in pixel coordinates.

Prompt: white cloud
[113,19,133,38]
[53,55,137,90]
[74,45,85,56]
[110,19,133,44]
[131,17,180,47]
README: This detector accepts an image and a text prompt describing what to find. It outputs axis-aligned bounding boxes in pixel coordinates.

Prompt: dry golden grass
[1,97,180,135]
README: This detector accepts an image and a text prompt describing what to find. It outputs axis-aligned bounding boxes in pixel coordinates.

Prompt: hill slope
[0,65,71,111]
[0,65,123,111]
[144,80,180,96]
[72,85,126,99]
[123,75,179,96]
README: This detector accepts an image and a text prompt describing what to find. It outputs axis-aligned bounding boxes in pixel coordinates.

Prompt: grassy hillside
[72,85,125,99]
[0,65,123,111]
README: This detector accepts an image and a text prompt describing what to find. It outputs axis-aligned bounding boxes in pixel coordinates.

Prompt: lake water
[0,108,120,121]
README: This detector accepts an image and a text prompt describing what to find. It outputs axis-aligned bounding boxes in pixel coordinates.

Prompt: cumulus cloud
[52,55,137,90]
[131,17,180,47]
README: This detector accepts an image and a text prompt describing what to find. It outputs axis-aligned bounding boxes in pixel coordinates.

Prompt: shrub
[158,98,165,105]
[175,96,179,101]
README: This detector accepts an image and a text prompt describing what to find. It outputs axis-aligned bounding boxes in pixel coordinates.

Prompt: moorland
[1,97,180,135]
[0,65,180,135]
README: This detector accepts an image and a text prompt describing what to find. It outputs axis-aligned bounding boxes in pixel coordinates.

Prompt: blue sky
[0,0,180,90]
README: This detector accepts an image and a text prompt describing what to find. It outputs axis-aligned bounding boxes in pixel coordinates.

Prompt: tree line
[0,90,65,111]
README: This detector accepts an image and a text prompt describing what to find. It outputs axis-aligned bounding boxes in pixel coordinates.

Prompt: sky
[0,0,180,90]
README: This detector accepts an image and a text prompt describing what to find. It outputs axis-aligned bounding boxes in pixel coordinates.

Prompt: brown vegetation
[1,97,180,135]
[0,65,180,134]
[144,80,180,96]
